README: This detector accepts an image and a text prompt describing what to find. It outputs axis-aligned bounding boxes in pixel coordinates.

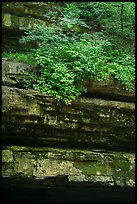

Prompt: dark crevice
[2,176,135,202]
[81,92,135,103]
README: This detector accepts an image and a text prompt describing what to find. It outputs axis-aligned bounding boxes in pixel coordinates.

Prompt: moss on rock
[2,146,135,187]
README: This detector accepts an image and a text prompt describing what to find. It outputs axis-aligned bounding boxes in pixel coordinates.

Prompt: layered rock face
[2,3,135,202]
[2,2,62,51]
[2,147,135,187]
[2,59,135,187]
[2,85,135,151]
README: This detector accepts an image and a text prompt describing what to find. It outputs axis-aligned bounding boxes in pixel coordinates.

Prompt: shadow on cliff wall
[2,176,135,202]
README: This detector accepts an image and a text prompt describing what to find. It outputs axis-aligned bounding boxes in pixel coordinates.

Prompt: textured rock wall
[2,2,135,192]
[2,60,135,187]
[2,2,62,51]
[2,146,135,187]
[2,85,135,151]
[2,58,135,102]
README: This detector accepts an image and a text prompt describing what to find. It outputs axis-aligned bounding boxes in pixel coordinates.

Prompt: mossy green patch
[74,162,113,176]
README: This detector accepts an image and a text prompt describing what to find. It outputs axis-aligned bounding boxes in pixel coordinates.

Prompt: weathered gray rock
[2,3,135,190]
[2,58,28,87]
[2,2,61,23]
[83,78,135,102]
[2,2,60,51]
[2,146,135,187]
[2,84,135,151]
[2,58,37,89]
[2,59,135,188]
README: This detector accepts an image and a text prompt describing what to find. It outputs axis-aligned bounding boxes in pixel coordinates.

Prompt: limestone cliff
[2,59,135,187]
[2,2,135,192]
[2,2,63,51]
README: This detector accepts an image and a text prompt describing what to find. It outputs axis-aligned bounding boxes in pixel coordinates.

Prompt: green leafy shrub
[2,51,36,64]
[19,30,135,104]
[19,37,111,104]
[3,2,135,104]
[77,2,135,41]
[106,54,135,91]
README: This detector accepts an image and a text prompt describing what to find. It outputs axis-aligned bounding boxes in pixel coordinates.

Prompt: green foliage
[106,54,135,91]
[32,62,79,104]
[2,51,35,64]
[3,2,135,104]
[19,28,135,104]
[59,2,89,32]
[19,24,78,52]
[44,2,89,33]
[77,2,135,41]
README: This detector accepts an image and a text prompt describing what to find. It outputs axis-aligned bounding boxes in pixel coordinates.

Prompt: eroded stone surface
[2,84,135,150]
[2,59,135,188]
[2,150,14,162]
[2,146,135,187]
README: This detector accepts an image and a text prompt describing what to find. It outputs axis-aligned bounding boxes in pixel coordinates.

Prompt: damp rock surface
[2,59,135,189]
[2,84,135,150]
[2,146,135,187]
